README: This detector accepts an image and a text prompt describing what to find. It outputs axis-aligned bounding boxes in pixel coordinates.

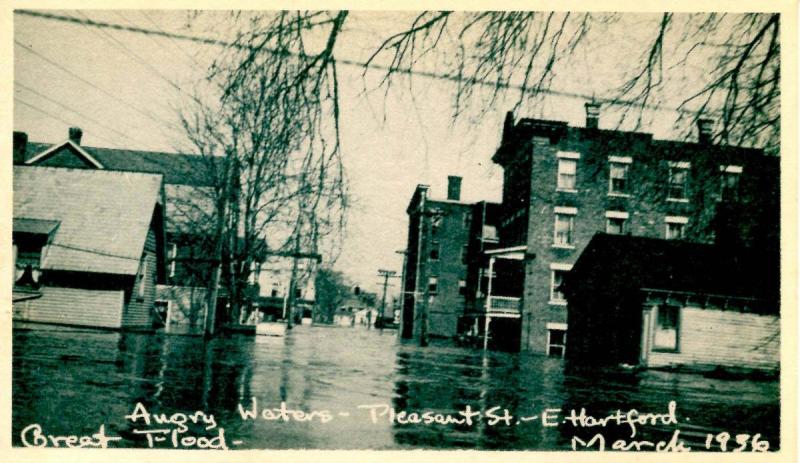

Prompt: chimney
[697,118,714,144]
[584,101,601,129]
[447,176,462,201]
[13,131,28,165]
[68,127,83,145]
[501,111,515,144]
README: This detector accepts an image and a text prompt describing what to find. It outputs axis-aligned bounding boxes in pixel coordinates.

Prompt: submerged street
[12,325,780,450]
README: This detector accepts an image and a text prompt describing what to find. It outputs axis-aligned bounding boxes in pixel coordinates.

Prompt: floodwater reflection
[12,325,779,450]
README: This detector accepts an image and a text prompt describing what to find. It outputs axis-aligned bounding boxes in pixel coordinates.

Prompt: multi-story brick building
[492,103,779,354]
[401,103,779,354]
[401,177,473,342]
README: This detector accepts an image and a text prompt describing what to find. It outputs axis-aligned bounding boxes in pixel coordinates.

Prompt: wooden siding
[647,306,779,370]
[13,286,124,328]
[122,228,157,329]
[36,146,96,168]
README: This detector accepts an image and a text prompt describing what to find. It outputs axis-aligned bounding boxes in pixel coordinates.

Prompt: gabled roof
[26,140,105,168]
[565,233,778,307]
[13,166,164,276]
[23,141,222,187]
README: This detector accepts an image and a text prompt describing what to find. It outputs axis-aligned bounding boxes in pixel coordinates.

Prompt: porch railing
[486,296,521,314]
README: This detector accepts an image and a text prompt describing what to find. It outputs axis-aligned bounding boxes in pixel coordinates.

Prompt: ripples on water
[12,325,780,450]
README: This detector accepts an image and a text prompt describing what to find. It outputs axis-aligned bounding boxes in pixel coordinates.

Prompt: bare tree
[180,10,779,332]
[180,11,349,332]
[361,11,779,152]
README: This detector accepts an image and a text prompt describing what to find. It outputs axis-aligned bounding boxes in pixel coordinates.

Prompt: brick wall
[421,200,472,338]
[500,123,778,354]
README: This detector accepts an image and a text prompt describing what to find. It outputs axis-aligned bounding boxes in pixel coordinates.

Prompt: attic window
[12,218,59,289]
[14,241,43,288]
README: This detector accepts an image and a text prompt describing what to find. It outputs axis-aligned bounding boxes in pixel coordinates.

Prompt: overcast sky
[14,10,736,296]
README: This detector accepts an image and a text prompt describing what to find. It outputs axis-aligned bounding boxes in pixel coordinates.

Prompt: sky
[13,10,741,297]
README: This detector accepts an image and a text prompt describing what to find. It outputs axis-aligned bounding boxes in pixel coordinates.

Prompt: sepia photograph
[4,1,796,459]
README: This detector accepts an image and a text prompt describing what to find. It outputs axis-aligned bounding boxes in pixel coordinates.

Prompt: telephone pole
[377,269,398,328]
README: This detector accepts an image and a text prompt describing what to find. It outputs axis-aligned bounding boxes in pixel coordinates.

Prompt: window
[608,156,632,195]
[605,211,629,235]
[609,164,629,194]
[295,288,302,299]
[430,241,440,261]
[720,165,742,201]
[137,255,148,298]
[549,263,572,304]
[665,216,688,240]
[546,323,568,357]
[557,159,577,190]
[431,215,442,236]
[169,243,177,278]
[458,279,467,296]
[14,242,44,288]
[667,161,690,201]
[553,207,577,247]
[653,305,680,352]
[463,212,472,230]
[461,245,469,264]
[428,277,438,294]
[271,287,279,297]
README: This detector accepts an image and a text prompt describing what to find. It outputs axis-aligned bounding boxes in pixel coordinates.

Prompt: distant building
[12,166,166,330]
[563,234,779,372]
[246,255,318,323]
[400,176,502,342]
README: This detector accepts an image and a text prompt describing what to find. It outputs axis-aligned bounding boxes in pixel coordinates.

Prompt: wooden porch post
[483,257,496,350]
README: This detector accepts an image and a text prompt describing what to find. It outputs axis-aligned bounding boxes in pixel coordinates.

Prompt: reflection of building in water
[389,349,553,449]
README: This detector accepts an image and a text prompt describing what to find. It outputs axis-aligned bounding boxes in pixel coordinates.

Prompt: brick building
[401,103,779,354]
[401,178,473,341]
[492,104,779,354]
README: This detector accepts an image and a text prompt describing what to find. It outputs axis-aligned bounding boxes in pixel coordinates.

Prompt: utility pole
[377,269,397,328]
[285,233,301,330]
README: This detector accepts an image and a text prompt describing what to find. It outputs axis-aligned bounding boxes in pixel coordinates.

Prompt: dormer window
[12,218,59,289]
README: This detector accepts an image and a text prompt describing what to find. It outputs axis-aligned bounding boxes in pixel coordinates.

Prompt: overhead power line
[16,9,703,116]
[71,10,199,106]
[16,82,144,148]
[14,97,122,148]
[14,39,183,134]
[139,10,203,68]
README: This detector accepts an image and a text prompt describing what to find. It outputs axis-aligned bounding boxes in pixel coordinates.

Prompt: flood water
[12,324,780,450]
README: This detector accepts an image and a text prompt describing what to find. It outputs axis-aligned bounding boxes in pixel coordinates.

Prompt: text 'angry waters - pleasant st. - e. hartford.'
[17,399,771,451]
